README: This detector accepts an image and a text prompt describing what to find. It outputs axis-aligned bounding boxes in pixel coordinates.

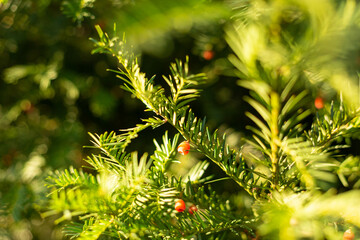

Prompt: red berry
[314,97,324,109]
[203,50,214,60]
[175,199,186,212]
[177,141,190,155]
[343,229,355,240]
[189,205,198,214]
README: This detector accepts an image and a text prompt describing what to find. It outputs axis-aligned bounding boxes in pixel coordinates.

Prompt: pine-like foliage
[45,0,360,239]
[61,0,96,23]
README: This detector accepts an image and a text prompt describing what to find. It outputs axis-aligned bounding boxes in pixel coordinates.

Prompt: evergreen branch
[269,92,280,188]
[77,217,114,240]
[45,132,253,238]
[170,110,272,194]
[258,190,360,239]
[151,131,180,173]
[90,28,271,195]
[183,161,211,184]
[279,137,338,190]
[46,189,101,224]
[118,116,166,150]
[238,76,311,190]
[148,183,255,239]
[163,57,207,108]
[45,152,152,220]
[337,156,360,188]
[63,217,120,239]
[46,166,98,193]
[61,0,95,24]
[87,116,165,169]
[85,153,130,173]
[225,0,360,191]
[175,210,254,238]
[236,76,346,191]
[306,101,360,150]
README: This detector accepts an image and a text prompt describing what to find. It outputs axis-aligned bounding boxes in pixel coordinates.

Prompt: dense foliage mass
[2,0,360,239]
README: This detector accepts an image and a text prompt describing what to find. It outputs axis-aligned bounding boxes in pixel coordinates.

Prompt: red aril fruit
[203,50,214,60]
[314,97,324,109]
[177,141,190,155]
[175,199,186,212]
[343,229,355,240]
[189,205,198,215]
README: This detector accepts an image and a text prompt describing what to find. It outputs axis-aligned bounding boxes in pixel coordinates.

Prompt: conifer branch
[42,1,360,239]
[90,25,271,196]
[306,101,360,150]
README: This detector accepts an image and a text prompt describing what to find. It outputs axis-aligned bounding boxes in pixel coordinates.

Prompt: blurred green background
[0,0,248,239]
